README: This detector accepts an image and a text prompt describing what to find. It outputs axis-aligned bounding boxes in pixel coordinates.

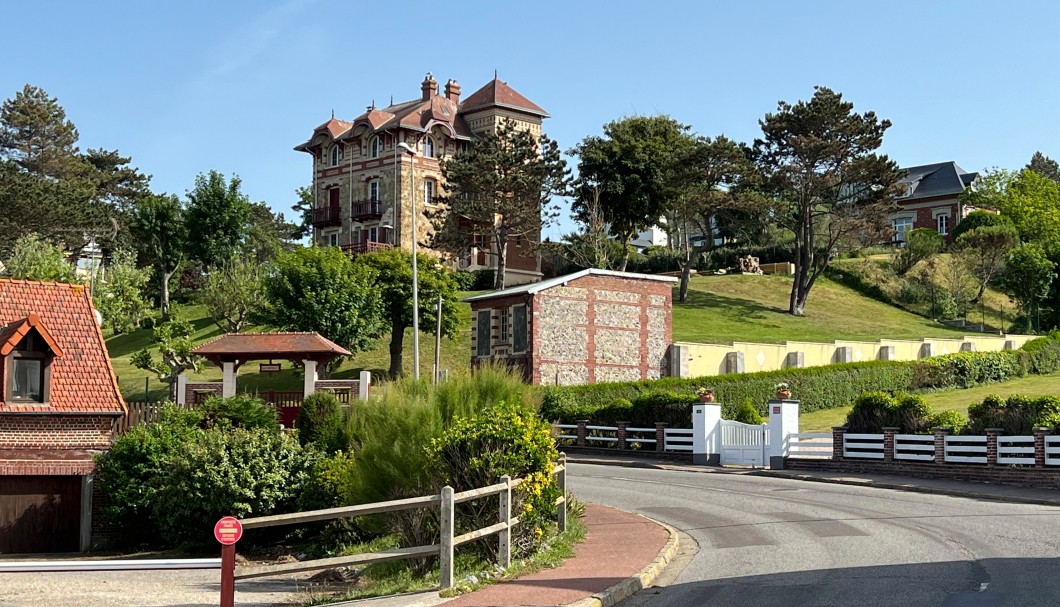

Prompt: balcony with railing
[312,205,341,228]
[351,199,383,221]
[342,241,393,256]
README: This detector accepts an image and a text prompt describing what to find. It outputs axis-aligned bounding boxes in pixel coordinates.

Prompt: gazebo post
[303,359,318,397]
[221,362,237,398]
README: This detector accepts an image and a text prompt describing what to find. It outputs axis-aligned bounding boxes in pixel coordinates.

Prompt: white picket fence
[895,434,934,461]
[552,423,693,453]
[788,433,831,458]
[834,432,1060,465]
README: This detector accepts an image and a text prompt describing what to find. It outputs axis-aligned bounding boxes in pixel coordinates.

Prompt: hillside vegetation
[109,275,984,400]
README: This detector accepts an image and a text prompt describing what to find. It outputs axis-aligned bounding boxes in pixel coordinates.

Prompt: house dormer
[0,314,63,404]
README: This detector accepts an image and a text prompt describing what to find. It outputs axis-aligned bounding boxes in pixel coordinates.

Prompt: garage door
[0,475,82,554]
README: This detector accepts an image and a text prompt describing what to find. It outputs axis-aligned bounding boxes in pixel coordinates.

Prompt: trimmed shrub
[452,270,477,290]
[198,394,278,431]
[630,391,697,427]
[299,451,358,510]
[297,392,346,454]
[733,400,764,425]
[153,427,319,546]
[967,394,1060,435]
[844,392,930,433]
[928,410,968,435]
[428,401,559,557]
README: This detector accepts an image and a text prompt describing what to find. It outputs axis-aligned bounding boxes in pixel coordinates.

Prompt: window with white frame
[423,136,435,158]
[327,231,339,247]
[330,144,342,166]
[424,180,436,205]
[369,136,381,158]
[936,213,949,236]
[498,307,510,343]
[892,217,913,245]
[369,180,380,201]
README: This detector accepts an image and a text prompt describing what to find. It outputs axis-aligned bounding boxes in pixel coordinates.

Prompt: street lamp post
[397,141,420,380]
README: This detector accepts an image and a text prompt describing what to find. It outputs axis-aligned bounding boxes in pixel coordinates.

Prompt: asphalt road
[570,463,1060,607]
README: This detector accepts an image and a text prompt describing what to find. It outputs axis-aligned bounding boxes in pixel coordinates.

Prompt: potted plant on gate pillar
[697,387,716,403]
[775,382,792,400]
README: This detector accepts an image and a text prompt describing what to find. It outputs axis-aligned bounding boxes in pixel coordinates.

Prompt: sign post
[215,516,243,607]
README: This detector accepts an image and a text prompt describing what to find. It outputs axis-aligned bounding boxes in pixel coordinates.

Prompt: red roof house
[0,279,125,554]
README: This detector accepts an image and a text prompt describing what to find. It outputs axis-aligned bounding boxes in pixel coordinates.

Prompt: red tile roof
[0,313,65,357]
[460,78,548,117]
[192,332,352,360]
[0,280,125,414]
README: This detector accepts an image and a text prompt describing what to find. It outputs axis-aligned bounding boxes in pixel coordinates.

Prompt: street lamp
[397,141,420,380]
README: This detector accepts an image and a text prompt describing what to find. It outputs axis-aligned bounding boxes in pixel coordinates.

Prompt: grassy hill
[109,274,980,401]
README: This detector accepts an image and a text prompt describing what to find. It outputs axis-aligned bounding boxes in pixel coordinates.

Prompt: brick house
[0,279,125,554]
[464,269,677,385]
[892,161,980,244]
[295,73,547,286]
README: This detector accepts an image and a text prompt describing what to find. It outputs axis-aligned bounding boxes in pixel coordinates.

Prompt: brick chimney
[445,79,461,103]
[421,72,437,101]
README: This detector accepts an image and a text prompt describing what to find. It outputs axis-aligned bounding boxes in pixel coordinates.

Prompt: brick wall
[785,457,1060,490]
[0,415,113,450]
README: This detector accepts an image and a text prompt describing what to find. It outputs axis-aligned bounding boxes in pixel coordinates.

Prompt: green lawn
[798,372,1060,433]
[673,274,971,344]
[109,302,475,402]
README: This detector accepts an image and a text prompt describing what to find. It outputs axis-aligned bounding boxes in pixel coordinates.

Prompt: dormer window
[2,318,62,404]
[369,136,382,158]
[330,144,343,166]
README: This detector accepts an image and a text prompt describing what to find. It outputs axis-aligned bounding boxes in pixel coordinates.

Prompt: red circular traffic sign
[214,516,243,545]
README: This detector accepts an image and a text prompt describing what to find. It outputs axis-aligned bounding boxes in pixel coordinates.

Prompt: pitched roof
[192,332,352,360]
[460,78,549,117]
[0,279,124,414]
[899,162,978,201]
[462,269,677,303]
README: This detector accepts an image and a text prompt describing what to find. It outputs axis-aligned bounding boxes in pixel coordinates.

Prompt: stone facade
[467,269,676,386]
[298,74,548,286]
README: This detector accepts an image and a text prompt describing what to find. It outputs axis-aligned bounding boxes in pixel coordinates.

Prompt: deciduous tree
[291,185,314,239]
[351,248,460,378]
[752,86,902,315]
[1000,243,1056,331]
[93,249,151,334]
[131,320,203,401]
[132,194,188,320]
[185,171,252,267]
[435,119,571,289]
[200,258,264,333]
[956,224,1020,304]
[2,233,78,282]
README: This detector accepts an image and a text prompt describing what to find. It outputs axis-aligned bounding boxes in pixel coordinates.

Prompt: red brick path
[443,504,668,607]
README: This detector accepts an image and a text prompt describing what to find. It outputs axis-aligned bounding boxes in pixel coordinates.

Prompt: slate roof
[463,269,677,303]
[898,162,978,201]
[193,332,352,360]
[0,279,124,414]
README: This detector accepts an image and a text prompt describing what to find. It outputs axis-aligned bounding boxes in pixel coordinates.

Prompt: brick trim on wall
[785,458,1060,490]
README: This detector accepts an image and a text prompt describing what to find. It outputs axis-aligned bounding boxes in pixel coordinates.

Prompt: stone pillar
[960,341,976,352]
[834,346,853,364]
[882,427,898,462]
[1003,340,1016,351]
[670,344,689,378]
[768,400,800,469]
[358,370,372,400]
[920,342,936,359]
[785,351,804,369]
[832,427,846,460]
[655,422,668,452]
[724,351,745,374]
[984,428,1003,465]
[1034,427,1052,467]
[692,403,722,465]
[176,374,188,405]
[575,420,588,448]
[221,362,236,398]
[303,359,318,397]
[933,427,950,464]
[878,345,895,361]
[616,422,629,450]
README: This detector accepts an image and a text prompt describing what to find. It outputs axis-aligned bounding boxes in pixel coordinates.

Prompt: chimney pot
[421,72,437,101]
[445,79,462,103]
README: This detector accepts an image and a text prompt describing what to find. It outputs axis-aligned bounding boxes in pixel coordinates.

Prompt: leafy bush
[928,410,968,435]
[299,451,359,511]
[844,392,931,433]
[967,394,1060,435]
[428,401,559,558]
[630,391,697,426]
[452,270,477,290]
[153,427,319,546]
[951,210,1013,241]
[471,269,495,290]
[297,392,347,454]
[893,228,943,275]
[733,400,764,425]
[94,405,203,537]
[198,394,278,431]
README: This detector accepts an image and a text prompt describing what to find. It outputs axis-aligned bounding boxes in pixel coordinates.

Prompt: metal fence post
[498,476,511,569]
[439,486,454,589]
[557,453,567,533]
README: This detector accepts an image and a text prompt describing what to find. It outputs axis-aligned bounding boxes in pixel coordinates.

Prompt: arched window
[329,144,343,166]
[423,136,435,158]
[369,136,382,158]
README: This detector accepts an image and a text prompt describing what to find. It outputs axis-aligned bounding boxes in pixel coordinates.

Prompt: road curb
[562,514,680,607]
[753,470,1060,507]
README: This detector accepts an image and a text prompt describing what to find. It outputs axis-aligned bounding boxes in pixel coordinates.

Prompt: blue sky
[4,1,1059,238]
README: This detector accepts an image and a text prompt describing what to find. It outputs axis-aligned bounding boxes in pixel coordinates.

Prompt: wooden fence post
[219,543,235,607]
[557,453,567,533]
[439,486,454,589]
[498,475,511,569]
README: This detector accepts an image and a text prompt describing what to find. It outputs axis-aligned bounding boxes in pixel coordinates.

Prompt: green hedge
[540,337,1060,424]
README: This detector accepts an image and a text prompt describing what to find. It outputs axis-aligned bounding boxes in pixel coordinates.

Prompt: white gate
[721,420,768,466]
